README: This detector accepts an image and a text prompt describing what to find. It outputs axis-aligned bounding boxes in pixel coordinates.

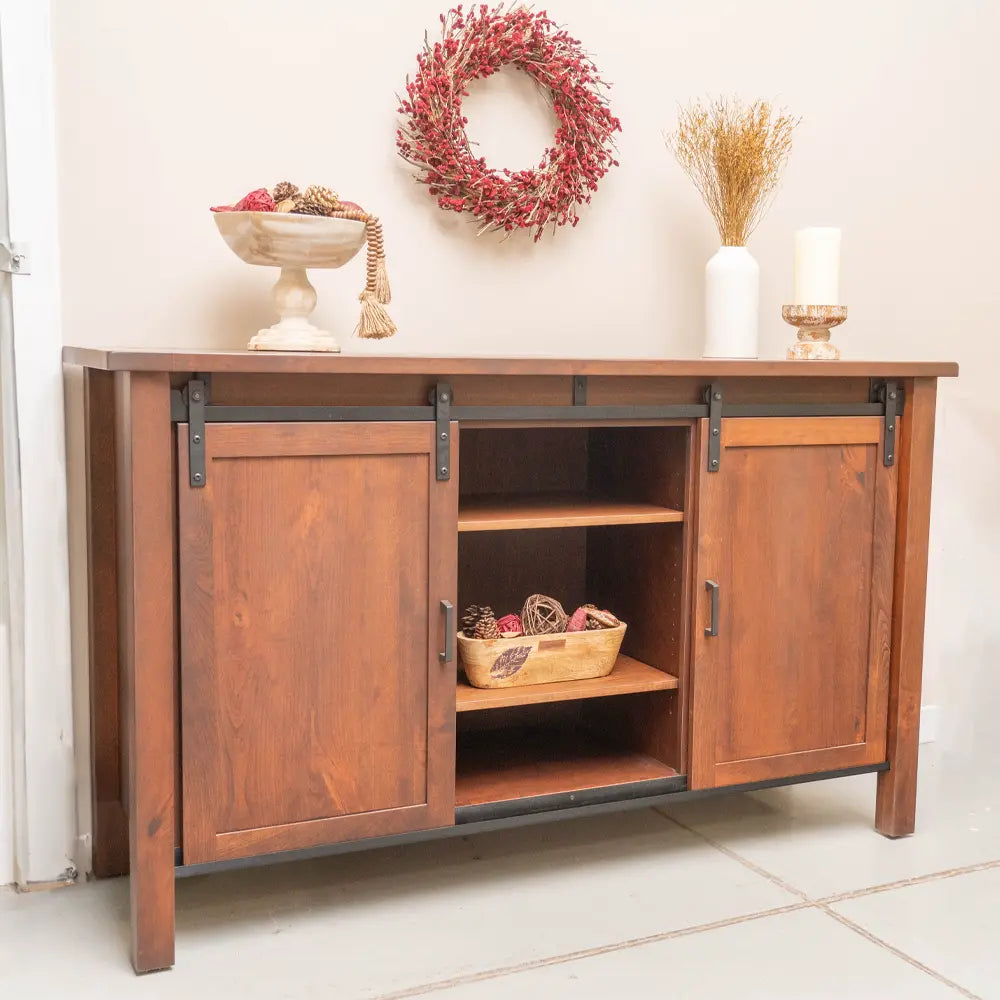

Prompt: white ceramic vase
[703,245,760,359]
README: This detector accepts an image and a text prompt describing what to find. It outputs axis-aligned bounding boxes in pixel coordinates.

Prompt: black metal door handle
[440,600,455,663]
[704,580,719,637]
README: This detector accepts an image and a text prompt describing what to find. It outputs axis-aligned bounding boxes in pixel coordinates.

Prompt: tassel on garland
[327,208,395,338]
[357,290,397,339]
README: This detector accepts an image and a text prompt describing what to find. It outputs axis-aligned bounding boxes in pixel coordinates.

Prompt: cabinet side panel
[84,368,128,876]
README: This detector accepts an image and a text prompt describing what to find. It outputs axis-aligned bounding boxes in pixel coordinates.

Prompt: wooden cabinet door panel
[178,421,457,863]
[690,417,896,788]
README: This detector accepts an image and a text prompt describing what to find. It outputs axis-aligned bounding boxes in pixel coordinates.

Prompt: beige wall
[53,0,999,772]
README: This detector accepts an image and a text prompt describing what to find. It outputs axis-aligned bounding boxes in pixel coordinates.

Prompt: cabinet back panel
[459,428,588,497]
[458,528,588,619]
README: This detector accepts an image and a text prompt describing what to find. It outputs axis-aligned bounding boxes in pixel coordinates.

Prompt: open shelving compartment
[455,423,692,817]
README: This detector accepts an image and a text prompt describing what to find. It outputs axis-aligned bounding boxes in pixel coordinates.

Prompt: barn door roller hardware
[705,383,723,472]
[431,382,452,481]
[185,377,209,487]
[871,380,900,467]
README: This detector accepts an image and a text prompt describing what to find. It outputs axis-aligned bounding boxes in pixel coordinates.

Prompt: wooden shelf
[456,654,677,712]
[457,492,684,532]
[456,725,679,807]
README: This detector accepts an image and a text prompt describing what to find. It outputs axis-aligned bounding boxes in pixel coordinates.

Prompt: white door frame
[0,0,77,887]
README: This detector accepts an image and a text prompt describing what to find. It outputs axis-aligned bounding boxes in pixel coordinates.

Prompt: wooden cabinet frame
[71,351,954,973]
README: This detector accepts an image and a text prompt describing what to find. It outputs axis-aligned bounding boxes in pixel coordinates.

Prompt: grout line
[375,807,998,1000]
[653,807,812,902]
[819,858,1000,904]
[819,906,983,1000]
[654,807,993,999]
[655,804,1000,908]
[370,901,812,1000]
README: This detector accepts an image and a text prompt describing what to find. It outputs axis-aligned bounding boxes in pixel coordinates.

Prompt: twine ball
[566,607,589,632]
[496,613,523,636]
[522,594,568,635]
[210,187,276,213]
[234,188,275,212]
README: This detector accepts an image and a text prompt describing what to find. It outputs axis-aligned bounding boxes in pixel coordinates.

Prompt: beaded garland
[396,4,621,241]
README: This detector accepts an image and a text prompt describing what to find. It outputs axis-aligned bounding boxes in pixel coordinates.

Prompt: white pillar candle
[793,227,841,305]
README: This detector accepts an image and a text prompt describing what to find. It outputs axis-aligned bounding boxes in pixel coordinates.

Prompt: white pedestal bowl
[213,211,367,352]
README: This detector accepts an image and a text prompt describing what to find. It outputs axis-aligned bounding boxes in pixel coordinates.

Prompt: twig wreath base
[396,4,622,241]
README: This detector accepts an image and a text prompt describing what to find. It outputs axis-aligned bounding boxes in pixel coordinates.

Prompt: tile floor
[1,745,997,999]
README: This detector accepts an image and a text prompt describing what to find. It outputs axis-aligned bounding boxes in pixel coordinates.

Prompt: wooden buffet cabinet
[65,348,957,972]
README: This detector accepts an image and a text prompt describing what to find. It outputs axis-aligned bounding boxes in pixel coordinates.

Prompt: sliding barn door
[690,417,897,789]
[178,421,457,863]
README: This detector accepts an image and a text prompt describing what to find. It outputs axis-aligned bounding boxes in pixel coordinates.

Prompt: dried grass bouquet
[666,98,799,246]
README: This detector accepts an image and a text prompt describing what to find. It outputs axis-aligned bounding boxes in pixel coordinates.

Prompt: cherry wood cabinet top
[63,347,958,378]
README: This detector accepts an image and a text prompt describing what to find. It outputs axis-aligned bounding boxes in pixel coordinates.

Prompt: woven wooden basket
[458,624,627,690]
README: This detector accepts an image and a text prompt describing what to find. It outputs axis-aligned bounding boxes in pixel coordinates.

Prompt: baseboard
[920,704,940,744]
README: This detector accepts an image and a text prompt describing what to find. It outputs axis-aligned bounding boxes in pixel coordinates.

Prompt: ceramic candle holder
[782,304,848,360]
[213,211,367,352]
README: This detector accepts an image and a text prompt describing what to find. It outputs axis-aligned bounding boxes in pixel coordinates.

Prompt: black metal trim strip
[724,402,887,417]
[455,774,687,824]
[174,761,888,876]
[455,761,888,825]
[452,404,709,421]
[168,394,903,427]
[212,404,435,422]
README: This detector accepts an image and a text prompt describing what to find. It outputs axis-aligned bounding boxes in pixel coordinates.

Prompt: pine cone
[291,200,328,216]
[461,604,490,638]
[473,611,500,640]
[303,184,339,213]
[272,181,299,202]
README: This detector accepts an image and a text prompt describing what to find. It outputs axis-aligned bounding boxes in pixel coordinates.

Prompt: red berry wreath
[396,4,622,241]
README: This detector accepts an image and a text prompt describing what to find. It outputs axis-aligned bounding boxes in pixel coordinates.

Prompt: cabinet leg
[875,379,937,839]
[116,372,176,971]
